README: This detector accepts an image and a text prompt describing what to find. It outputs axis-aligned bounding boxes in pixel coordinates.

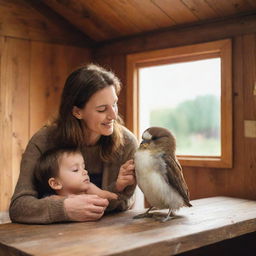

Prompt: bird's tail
[185,200,192,207]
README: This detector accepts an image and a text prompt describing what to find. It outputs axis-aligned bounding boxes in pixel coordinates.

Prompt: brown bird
[134,127,192,222]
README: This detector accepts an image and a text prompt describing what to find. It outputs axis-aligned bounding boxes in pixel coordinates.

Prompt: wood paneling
[0,1,92,212]
[0,0,91,46]
[43,0,121,42]
[181,0,218,19]
[30,42,91,135]
[0,37,30,212]
[152,0,198,23]
[94,15,256,201]
[43,0,256,42]
[95,13,256,57]
[0,39,91,212]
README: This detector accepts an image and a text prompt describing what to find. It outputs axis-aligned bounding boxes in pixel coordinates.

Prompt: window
[127,40,232,168]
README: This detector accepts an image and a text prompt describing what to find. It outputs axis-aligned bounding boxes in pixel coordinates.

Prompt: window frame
[126,39,232,168]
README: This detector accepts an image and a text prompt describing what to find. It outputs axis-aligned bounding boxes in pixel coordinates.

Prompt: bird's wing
[162,154,192,206]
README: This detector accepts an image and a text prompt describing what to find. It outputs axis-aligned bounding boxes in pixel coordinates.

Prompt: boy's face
[56,152,90,195]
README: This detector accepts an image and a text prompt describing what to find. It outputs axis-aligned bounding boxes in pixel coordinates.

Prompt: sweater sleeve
[105,127,139,212]
[9,128,69,224]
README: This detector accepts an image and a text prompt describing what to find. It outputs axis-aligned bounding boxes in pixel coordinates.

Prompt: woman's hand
[64,194,109,221]
[116,159,136,192]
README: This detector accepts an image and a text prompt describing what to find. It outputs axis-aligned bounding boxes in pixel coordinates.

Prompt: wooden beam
[94,13,256,57]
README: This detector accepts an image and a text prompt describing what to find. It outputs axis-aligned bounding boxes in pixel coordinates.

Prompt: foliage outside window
[139,58,221,156]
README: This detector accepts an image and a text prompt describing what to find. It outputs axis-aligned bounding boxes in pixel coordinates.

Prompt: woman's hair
[34,147,81,196]
[52,64,124,162]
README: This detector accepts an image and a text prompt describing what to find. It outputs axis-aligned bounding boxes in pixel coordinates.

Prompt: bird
[134,127,192,222]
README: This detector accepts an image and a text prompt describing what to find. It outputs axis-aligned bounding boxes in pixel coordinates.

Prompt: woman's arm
[9,127,108,224]
[9,134,69,224]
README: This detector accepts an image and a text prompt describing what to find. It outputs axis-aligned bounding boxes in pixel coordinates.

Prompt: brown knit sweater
[9,125,138,224]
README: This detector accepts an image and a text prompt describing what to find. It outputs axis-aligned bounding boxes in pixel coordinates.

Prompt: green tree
[150,94,220,138]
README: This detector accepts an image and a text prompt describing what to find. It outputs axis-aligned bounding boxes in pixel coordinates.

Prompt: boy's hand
[116,159,136,192]
[87,183,118,201]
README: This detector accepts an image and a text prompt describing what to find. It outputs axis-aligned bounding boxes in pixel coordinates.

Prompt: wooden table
[0,196,256,256]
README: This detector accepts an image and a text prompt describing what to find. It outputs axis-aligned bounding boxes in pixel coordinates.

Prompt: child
[34,147,117,200]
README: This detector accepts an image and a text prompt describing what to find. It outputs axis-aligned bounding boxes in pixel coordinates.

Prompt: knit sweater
[9,125,138,224]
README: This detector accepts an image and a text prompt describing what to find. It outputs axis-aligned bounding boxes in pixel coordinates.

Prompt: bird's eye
[152,136,158,140]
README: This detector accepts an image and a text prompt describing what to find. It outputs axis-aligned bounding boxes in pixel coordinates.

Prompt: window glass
[139,58,221,156]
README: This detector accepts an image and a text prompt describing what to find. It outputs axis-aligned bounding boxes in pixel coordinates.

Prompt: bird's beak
[140,140,150,149]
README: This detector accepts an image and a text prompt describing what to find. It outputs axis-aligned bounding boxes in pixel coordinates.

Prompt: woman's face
[74,86,118,144]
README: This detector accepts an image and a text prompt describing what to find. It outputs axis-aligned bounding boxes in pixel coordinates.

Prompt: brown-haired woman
[9,64,138,224]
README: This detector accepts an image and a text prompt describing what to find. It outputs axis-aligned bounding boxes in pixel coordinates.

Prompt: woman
[9,64,138,224]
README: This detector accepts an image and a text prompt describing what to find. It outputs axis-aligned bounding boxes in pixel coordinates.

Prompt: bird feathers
[134,126,192,211]
[134,150,185,210]
[162,154,192,207]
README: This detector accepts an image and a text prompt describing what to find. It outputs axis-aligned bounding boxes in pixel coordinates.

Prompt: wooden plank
[242,34,256,121]
[242,34,256,199]
[0,197,256,256]
[43,0,118,42]
[9,38,30,192]
[152,0,198,24]
[107,0,175,30]
[229,0,255,12]
[205,0,239,17]
[0,36,12,213]
[0,0,91,46]
[0,37,30,212]
[30,42,55,135]
[30,41,91,136]
[180,0,219,20]
[205,0,251,17]
[44,0,175,41]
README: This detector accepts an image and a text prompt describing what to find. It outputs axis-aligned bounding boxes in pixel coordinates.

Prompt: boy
[34,147,117,200]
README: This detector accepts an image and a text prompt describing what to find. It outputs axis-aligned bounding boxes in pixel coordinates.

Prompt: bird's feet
[133,207,154,219]
[159,215,174,223]
[154,210,175,222]
[133,212,154,219]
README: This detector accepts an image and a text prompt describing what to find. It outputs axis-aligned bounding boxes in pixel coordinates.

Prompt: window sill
[178,155,232,168]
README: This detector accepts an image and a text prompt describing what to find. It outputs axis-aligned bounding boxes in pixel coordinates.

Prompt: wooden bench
[0,196,256,256]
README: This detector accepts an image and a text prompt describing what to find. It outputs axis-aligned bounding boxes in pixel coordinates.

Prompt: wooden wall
[94,14,256,201]
[0,0,91,212]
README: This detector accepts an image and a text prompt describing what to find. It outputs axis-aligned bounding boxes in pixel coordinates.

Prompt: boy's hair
[34,147,81,196]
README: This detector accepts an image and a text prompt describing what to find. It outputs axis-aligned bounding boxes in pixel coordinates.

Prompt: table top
[1,196,256,256]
